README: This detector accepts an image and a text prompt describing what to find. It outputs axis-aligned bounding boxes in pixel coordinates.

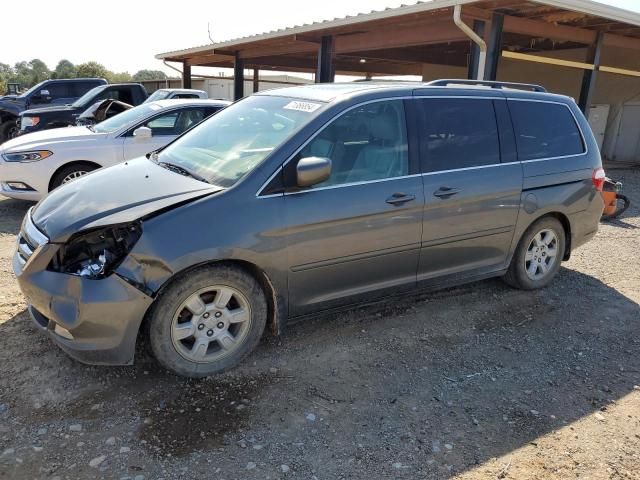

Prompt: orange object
[602,190,618,216]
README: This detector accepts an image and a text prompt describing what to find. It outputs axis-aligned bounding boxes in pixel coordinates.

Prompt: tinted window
[297,99,408,187]
[508,100,585,161]
[418,98,500,172]
[70,81,102,97]
[42,83,70,98]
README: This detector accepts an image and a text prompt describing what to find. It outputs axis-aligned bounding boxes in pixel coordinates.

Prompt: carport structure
[157,0,640,162]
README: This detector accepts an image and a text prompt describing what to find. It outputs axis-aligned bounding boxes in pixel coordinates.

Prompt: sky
[2,0,640,76]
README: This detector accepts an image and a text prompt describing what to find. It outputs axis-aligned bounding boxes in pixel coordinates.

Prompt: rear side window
[44,83,70,98]
[508,100,585,161]
[417,98,500,172]
[71,82,102,97]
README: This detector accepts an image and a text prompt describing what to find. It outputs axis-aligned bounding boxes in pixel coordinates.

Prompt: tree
[75,61,109,79]
[0,63,11,94]
[107,71,132,83]
[132,69,167,82]
[52,59,76,79]
[29,59,50,84]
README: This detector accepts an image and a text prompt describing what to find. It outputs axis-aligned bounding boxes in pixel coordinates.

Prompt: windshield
[71,85,106,108]
[18,80,48,98]
[146,90,170,102]
[157,95,325,187]
[93,102,165,134]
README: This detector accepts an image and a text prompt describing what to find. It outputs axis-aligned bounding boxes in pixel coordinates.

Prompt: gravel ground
[0,168,639,480]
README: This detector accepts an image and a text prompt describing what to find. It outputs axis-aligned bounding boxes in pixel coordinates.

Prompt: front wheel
[0,120,18,143]
[50,162,99,191]
[503,217,566,290]
[148,265,268,378]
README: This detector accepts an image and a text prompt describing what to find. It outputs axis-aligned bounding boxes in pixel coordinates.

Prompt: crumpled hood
[0,126,103,152]
[32,157,222,242]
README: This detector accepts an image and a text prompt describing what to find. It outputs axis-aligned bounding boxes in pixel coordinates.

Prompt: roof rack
[427,79,547,93]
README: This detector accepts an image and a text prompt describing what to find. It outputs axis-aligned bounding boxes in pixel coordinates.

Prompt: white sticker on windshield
[283,101,322,113]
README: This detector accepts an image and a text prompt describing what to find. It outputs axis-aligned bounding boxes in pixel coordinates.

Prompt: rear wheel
[50,162,99,191]
[503,217,565,290]
[148,265,267,378]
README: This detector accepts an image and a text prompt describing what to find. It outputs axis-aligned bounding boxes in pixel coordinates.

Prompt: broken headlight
[50,223,142,279]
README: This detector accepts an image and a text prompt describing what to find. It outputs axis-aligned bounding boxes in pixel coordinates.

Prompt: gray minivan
[13,80,605,377]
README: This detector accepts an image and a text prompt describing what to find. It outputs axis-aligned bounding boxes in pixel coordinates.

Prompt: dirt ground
[1,168,639,480]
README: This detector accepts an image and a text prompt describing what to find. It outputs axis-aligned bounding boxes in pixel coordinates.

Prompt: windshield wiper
[86,125,95,132]
[158,161,209,184]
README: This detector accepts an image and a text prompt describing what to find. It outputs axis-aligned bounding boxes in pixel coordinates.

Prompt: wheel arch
[516,211,572,261]
[48,160,103,191]
[140,259,281,343]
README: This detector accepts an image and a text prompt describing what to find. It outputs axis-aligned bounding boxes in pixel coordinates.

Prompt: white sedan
[0,99,229,201]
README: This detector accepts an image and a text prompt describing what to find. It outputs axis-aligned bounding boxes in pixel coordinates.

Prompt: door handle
[386,192,416,205]
[433,186,460,199]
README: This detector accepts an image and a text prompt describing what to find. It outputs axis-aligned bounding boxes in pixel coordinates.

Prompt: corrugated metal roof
[156,0,640,60]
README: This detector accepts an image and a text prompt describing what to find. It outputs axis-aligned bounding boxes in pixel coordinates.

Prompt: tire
[50,162,99,191]
[148,264,268,378]
[503,216,566,290]
[0,120,18,143]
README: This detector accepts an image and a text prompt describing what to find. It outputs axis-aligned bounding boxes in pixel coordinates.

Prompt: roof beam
[334,22,467,53]
[185,52,234,67]
[503,15,596,44]
[603,32,640,50]
[243,55,424,76]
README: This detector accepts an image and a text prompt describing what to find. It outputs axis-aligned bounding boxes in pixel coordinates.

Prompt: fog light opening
[4,182,34,191]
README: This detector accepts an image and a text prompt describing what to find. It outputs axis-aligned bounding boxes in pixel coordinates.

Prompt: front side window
[157,95,325,187]
[93,103,165,134]
[508,100,585,161]
[418,98,500,172]
[296,99,408,187]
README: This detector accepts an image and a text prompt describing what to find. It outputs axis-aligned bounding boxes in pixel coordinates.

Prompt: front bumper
[13,212,153,365]
[0,157,49,200]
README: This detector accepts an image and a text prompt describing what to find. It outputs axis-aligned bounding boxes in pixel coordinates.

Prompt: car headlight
[20,116,40,129]
[49,223,142,279]
[2,150,53,162]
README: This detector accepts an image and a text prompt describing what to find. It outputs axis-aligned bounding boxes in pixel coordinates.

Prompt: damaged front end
[49,222,142,279]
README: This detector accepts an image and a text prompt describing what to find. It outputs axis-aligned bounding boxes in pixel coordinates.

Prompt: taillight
[592,167,606,192]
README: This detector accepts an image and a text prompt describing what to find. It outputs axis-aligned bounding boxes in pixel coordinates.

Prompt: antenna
[207,22,214,44]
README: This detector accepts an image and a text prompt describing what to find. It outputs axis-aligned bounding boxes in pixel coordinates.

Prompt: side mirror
[296,156,331,187]
[39,89,51,102]
[133,126,152,139]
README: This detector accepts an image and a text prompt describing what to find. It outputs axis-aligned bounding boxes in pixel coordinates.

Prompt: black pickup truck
[17,83,148,136]
[0,78,106,142]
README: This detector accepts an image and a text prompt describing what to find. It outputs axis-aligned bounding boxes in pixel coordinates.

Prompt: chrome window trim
[255,94,585,198]
[284,173,423,196]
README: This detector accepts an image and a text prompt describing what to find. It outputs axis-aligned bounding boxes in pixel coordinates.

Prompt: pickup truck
[145,88,208,102]
[18,83,148,136]
[0,78,106,142]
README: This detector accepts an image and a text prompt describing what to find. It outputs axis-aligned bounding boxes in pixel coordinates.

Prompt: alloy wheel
[170,285,252,363]
[524,228,559,280]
